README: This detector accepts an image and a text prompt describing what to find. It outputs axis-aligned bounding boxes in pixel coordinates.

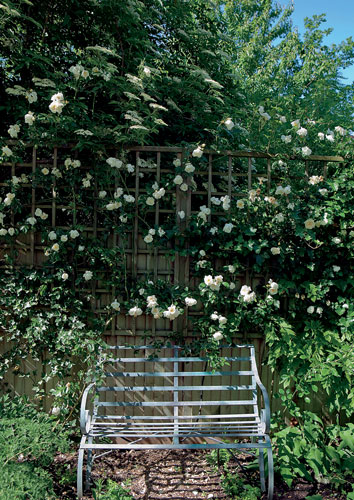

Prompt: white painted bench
[77,343,274,499]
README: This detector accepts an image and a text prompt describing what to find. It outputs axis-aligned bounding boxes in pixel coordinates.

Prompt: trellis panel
[0,146,343,417]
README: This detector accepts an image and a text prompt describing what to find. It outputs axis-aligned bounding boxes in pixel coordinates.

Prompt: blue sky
[290,0,354,83]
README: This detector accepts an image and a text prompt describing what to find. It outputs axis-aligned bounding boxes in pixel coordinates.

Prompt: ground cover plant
[0,0,354,497]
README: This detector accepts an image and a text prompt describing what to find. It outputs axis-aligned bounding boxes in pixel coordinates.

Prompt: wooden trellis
[0,145,345,412]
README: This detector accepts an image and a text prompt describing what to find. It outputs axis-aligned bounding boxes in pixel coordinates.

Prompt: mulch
[52,450,348,500]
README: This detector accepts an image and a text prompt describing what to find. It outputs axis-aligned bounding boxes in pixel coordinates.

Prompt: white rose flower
[268,280,279,295]
[24,111,35,125]
[229,283,236,290]
[144,234,153,243]
[8,227,15,236]
[128,306,143,317]
[184,162,195,173]
[236,200,245,209]
[213,331,223,341]
[70,230,79,239]
[270,247,281,255]
[61,272,69,280]
[147,296,158,309]
[224,118,234,130]
[318,132,325,140]
[192,146,203,158]
[316,307,323,315]
[83,270,93,280]
[223,223,233,233]
[297,127,308,137]
[334,126,346,136]
[279,116,286,123]
[0,228,7,236]
[302,146,312,157]
[308,175,323,185]
[8,124,20,138]
[106,157,123,169]
[304,219,315,230]
[326,133,334,142]
[163,304,180,320]
[27,217,36,226]
[180,183,188,192]
[332,237,341,244]
[210,227,218,235]
[26,90,37,103]
[185,297,197,307]
[157,227,165,237]
[146,197,155,206]
[2,146,13,157]
[240,285,252,296]
[52,243,60,252]
[218,316,227,325]
[123,194,135,203]
[51,407,61,416]
[211,197,221,206]
[228,265,235,273]
[143,66,151,76]
[221,195,231,210]
[78,245,85,251]
[319,188,328,196]
[126,164,135,173]
[332,265,341,272]
[307,306,315,314]
[291,119,300,128]
[98,191,107,199]
[204,275,214,287]
[284,185,291,195]
[48,231,57,240]
[173,175,183,185]
[81,69,89,79]
[281,134,292,144]
[210,312,219,321]
[60,235,68,242]
[120,215,127,223]
[173,158,181,167]
[111,300,120,311]
[243,291,256,303]
[153,187,166,199]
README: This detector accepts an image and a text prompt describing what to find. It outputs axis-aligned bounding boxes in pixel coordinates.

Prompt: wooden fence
[0,145,345,415]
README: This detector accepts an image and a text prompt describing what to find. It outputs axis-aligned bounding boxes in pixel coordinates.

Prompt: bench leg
[85,437,93,491]
[77,436,87,499]
[267,446,274,500]
[258,444,266,493]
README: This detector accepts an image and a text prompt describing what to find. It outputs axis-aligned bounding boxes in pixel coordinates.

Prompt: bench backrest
[93,344,262,421]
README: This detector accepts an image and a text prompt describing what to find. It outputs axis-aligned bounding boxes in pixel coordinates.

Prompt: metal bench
[77,343,274,499]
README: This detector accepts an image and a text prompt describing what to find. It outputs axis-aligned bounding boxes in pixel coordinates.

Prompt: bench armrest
[256,379,271,434]
[80,382,96,434]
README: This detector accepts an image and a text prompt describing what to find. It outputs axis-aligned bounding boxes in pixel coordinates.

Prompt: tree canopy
[1,0,353,155]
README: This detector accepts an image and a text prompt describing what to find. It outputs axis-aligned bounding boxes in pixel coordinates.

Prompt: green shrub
[0,416,69,500]
[92,479,134,500]
[220,467,261,500]
[0,394,39,419]
[273,411,354,491]
[0,463,55,500]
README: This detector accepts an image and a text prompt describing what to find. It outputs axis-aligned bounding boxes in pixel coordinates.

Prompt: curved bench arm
[80,382,96,434]
[250,347,271,434]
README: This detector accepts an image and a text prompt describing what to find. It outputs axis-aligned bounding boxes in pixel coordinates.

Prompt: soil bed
[52,450,347,500]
